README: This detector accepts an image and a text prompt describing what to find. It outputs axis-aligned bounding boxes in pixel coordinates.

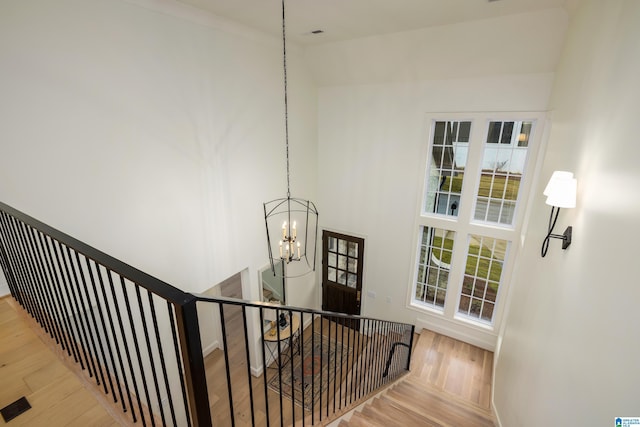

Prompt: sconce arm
[541,207,573,257]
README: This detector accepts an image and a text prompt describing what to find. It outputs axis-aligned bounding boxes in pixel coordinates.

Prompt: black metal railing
[194,296,414,427]
[0,202,210,426]
[0,201,414,426]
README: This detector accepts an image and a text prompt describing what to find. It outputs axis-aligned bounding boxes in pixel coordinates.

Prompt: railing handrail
[0,200,190,305]
[0,199,413,329]
[193,293,415,329]
[382,341,411,377]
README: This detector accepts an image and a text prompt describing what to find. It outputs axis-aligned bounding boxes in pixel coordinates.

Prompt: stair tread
[337,330,497,427]
[351,408,389,427]
[345,411,380,427]
[361,403,401,426]
[399,377,495,417]
[367,396,442,426]
[383,383,495,427]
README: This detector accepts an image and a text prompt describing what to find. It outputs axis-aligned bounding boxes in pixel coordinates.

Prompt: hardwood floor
[204,312,371,427]
[0,297,121,426]
[2,290,497,427]
[336,330,497,426]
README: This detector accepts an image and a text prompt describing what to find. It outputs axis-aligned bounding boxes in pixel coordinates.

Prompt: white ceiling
[174,0,573,45]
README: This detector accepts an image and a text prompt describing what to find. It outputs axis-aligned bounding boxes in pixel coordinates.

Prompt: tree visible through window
[424,121,470,217]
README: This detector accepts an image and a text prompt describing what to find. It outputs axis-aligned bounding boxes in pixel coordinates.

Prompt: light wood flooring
[204,307,370,427]
[1,291,497,427]
[0,296,121,426]
[337,330,497,426]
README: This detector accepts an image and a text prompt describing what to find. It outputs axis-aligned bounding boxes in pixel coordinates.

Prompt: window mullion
[441,117,484,318]
[441,229,467,318]
[456,119,486,224]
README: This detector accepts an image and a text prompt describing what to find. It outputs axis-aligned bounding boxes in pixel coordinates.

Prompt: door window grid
[327,236,359,288]
[414,227,455,309]
[424,121,471,217]
[457,235,508,323]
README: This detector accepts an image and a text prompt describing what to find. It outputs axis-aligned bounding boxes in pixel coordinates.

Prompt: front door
[322,231,364,329]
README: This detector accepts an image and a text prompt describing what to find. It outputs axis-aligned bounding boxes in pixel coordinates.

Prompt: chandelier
[263,0,318,277]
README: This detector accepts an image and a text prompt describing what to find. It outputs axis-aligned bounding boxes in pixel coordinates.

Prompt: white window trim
[406,111,547,349]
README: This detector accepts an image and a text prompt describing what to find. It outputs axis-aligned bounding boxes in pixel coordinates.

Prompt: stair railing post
[174,294,212,427]
[406,325,415,371]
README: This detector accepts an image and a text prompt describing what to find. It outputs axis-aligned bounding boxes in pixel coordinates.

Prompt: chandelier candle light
[263,0,318,277]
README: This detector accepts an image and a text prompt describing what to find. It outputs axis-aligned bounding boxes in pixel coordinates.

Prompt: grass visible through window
[431,236,502,291]
[443,173,521,200]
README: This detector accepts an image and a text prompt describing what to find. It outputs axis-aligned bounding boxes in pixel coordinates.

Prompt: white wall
[493,1,640,425]
[304,8,567,86]
[0,271,9,297]
[313,8,568,348]
[0,0,318,307]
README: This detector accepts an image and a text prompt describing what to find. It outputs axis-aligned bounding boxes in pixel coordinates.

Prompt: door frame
[321,229,365,328]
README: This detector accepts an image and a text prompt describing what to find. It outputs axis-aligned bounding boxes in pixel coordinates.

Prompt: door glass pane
[338,239,347,255]
[413,226,455,310]
[347,274,357,288]
[348,241,358,257]
[328,267,336,282]
[338,271,347,285]
[424,120,471,217]
[348,258,357,273]
[457,235,509,324]
[328,236,337,252]
[338,255,347,270]
[328,253,337,268]
[474,120,533,226]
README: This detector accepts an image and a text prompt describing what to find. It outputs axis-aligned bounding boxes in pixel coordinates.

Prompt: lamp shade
[544,171,577,208]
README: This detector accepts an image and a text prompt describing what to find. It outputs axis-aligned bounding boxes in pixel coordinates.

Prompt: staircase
[0,200,417,426]
[338,330,497,427]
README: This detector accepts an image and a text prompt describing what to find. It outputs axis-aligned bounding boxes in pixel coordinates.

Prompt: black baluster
[85,258,119,402]
[167,302,192,427]
[148,292,178,427]
[105,269,139,423]
[219,303,235,427]
[241,306,256,427]
[134,285,166,427]
[259,307,271,427]
[120,277,153,427]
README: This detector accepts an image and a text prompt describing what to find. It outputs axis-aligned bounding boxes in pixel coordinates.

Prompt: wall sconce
[541,171,577,257]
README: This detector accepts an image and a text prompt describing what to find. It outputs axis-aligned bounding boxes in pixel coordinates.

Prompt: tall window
[459,235,507,322]
[411,113,544,330]
[424,121,470,217]
[474,120,532,225]
[414,226,455,309]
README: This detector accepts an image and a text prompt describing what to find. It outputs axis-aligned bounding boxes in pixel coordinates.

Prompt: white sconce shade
[544,171,577,208]
[541,170,577,257]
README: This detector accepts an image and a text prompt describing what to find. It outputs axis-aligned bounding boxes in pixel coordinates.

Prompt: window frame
[408,112,546,335]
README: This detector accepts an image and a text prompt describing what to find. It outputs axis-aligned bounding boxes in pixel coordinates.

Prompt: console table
[263,314,300,369]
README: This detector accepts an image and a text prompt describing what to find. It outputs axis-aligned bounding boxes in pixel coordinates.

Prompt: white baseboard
[493,401,503,427]
[251,365,263,377]
[415,315,497,351]
[202,340,220,357]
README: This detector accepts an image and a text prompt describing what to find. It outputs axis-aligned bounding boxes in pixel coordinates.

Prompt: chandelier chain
[263,0,318,277]
[282,0,291,199]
